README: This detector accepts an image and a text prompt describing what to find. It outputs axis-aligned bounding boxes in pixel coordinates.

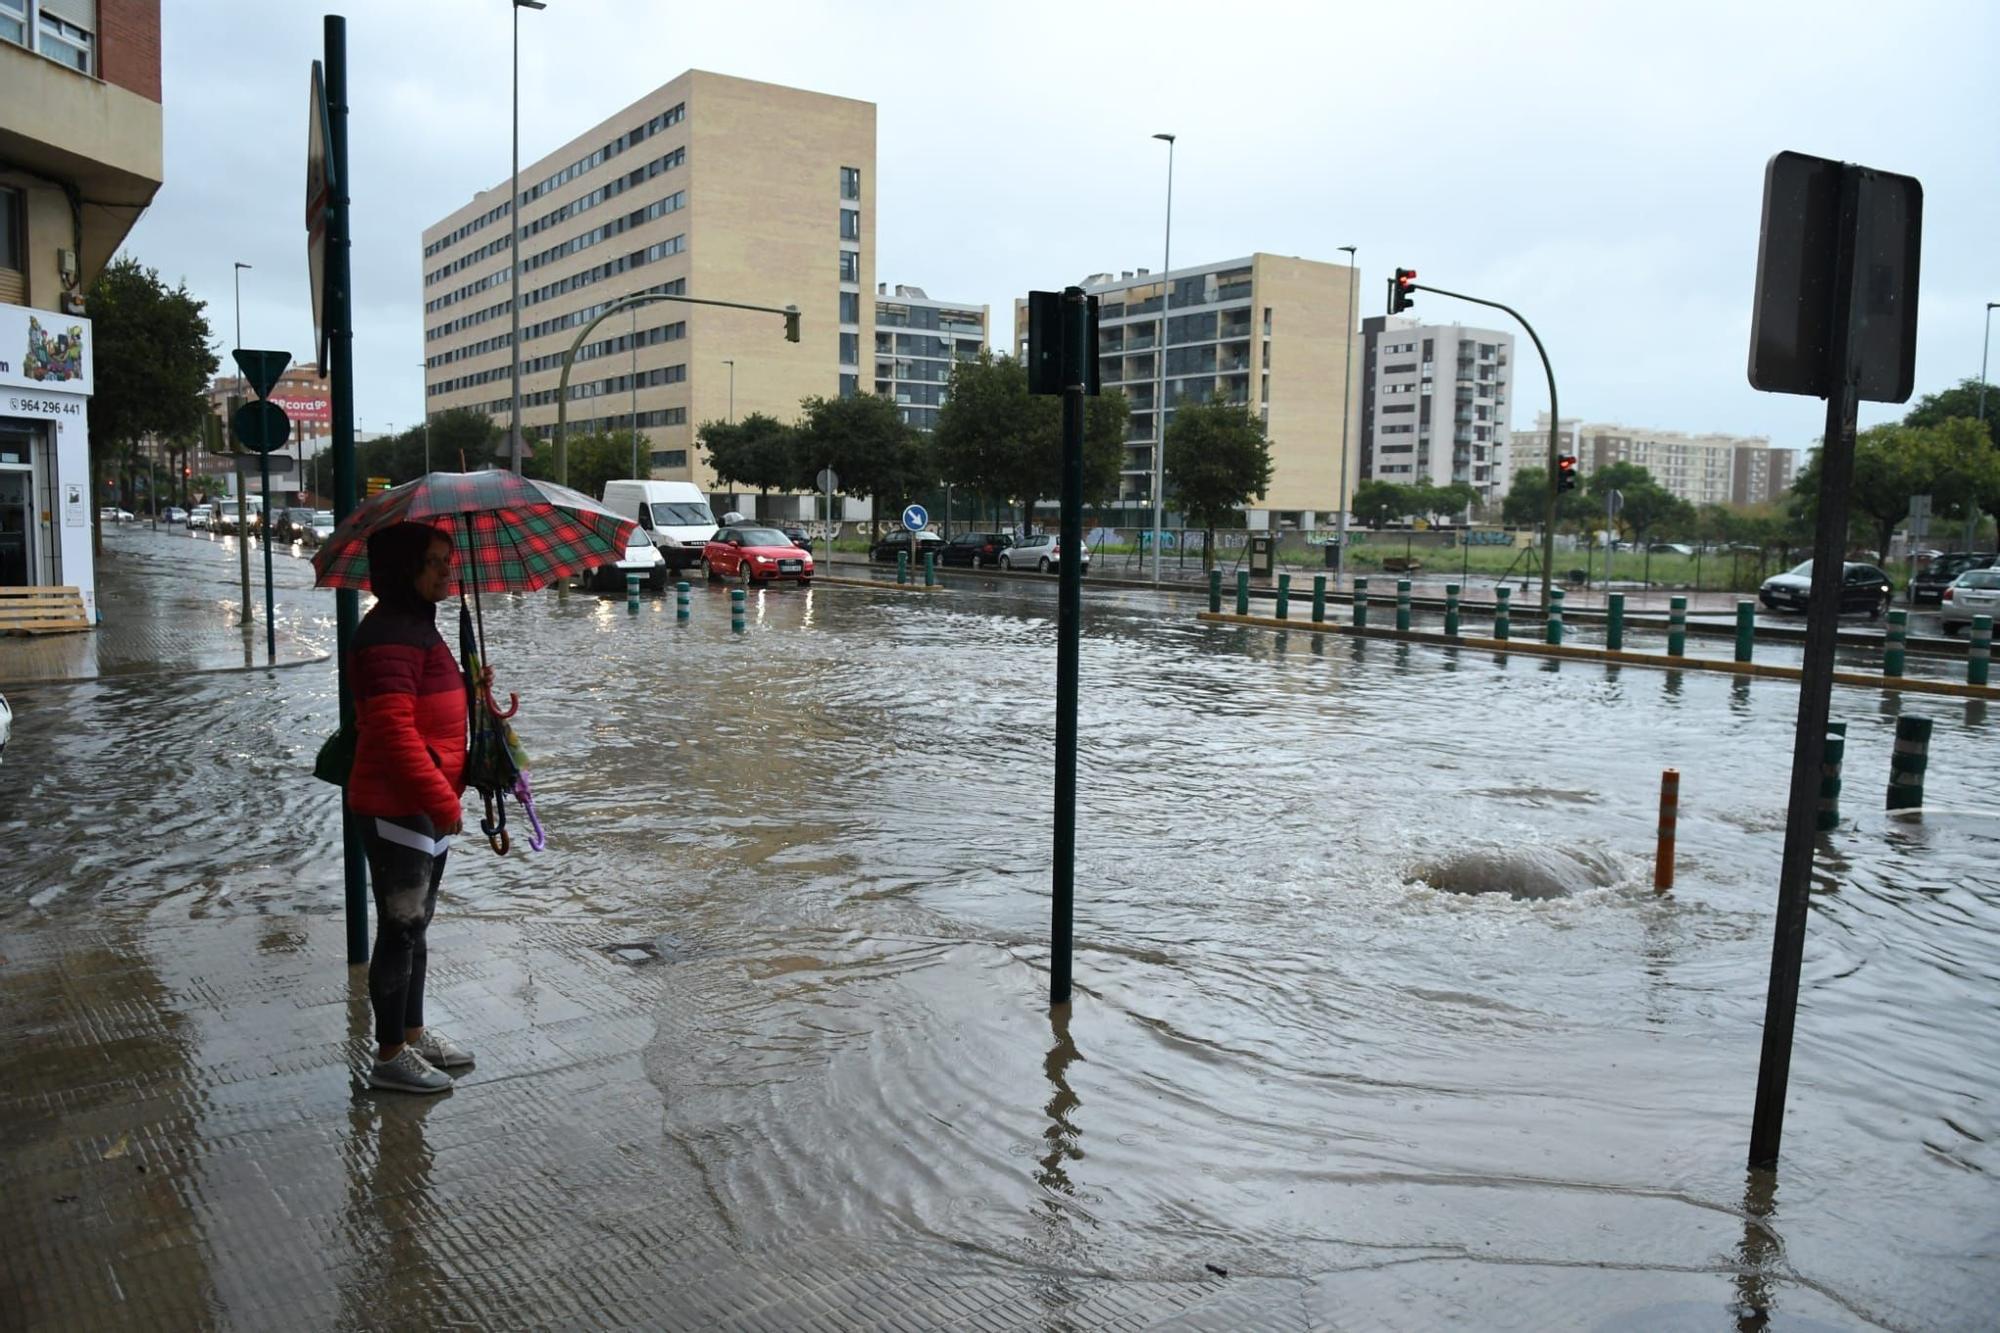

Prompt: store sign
[0,302,94,396]
[270,391,331,425]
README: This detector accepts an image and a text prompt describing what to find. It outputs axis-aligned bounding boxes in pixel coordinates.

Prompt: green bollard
[1209,568,1222,614]
[1734,600,1755,663]
[1817,731,1845,831]
[1396,579,1411,632]
[1444,583,1460,636]
[730,586,746,633]
[1545,587,1565,645]
[1311,574,1327,624]
[924,551,936,587]
[1886,714,1931,810]
[676,579,690,623]
[1235,569,1250,616]
[1883,609,1907,678]
[1352,576,1369,629]
[1971,615,1992,687]
[897,550,909,584]
[1276,573,1291,620]
[1494,586,1511,640]
[626,571,641,613]
[1668,595,1687,657]
[1606,592,1624,651]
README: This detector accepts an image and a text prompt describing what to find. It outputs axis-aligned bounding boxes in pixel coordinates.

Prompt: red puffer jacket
[346,600,467,828]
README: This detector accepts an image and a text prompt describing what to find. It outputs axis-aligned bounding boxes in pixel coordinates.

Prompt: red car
[703,524,815,585]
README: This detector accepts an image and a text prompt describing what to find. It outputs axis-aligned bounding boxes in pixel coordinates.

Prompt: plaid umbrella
[311,469,635,595]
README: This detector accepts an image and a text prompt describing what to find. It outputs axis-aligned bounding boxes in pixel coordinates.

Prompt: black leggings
[358,814,450,1050]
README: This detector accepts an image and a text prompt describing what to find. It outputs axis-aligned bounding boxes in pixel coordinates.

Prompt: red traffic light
[1556,455,1579,492]
[1396,269,1417,288]
[1389,267,1418,315]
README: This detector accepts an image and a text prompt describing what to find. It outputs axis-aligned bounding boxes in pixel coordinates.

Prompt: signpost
[1745,150,1922,1170]
[231,349,292,666]
[902,502,927,571]
[307,60,333,375]
[817,467,839,562]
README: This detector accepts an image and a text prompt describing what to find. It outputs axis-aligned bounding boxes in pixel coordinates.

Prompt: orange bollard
[1654,768,1679,891]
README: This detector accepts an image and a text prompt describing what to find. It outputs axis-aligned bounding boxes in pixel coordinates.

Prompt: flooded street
[5,530,1998,1328]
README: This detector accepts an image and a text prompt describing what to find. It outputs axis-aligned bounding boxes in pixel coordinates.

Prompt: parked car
[704,524,814,585]
[1758,560,1892,618]
[999,532,1089,574]
[98,506,133,523]
[0,692,10,766]
[869,530,945,563]
[940,531,1014,568]
[1649,542,1694,556]
[601,479,717,573]
[1941,568,2000,634]
[586,524,668,591]
[309,510,337,544]
[163,506,188,524]
[1908,551,1993,606]
[187,506,213,531]
[780,524,814,553]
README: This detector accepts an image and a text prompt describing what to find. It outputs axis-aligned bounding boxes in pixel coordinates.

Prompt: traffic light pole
[1406,283,1559,613]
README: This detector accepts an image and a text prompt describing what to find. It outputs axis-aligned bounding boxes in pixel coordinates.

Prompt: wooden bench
[0,586,93,635]
[1381,556,1423,573]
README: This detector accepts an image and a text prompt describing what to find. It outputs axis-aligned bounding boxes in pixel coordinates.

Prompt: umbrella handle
[483,686,518,720]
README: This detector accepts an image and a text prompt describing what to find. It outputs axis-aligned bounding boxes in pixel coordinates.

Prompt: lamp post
[723,358,735,423]
[630,305,640,476]
[1150,132,1175,584]
[1336,244,1357,584]
[1980,301,1998,425]
[508,0,546,474]
[418,362,431,475]
[231,261,250,349]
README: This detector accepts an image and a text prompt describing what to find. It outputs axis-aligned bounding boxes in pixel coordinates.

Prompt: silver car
[1941,568,2000,635]
[998,532,1089,574]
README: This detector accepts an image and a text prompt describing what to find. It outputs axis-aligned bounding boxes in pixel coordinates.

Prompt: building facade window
[839,208,861,241]
[0,0,26,47]
[839,291,860,324]
[839,250,860,283]
[839,373,859,398]
[841,167,861,201]
[650,449,688,469]
[839,332,859,366]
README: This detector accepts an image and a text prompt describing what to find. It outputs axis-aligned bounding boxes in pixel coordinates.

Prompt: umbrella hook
[463,511,519,719]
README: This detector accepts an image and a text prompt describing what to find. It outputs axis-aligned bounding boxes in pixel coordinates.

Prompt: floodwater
[5,533,1999,1329]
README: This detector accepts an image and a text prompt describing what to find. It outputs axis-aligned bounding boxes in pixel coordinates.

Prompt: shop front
[0,302,95,620]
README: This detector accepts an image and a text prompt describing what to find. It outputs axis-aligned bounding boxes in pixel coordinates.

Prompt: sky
[129,0,2000,452]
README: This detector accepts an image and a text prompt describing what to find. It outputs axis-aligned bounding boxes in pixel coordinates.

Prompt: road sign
[232,454,296,477]
[307,60,335,375]
[1748,151,1922,402]
[1025,290,1102,396]
[231,400,291,454]
[816,467,839,493]
[367,476,391,496]
[901,503,928,532]
[232,348,290,402]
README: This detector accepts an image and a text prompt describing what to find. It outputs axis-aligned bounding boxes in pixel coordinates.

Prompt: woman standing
[347,521,477,1093]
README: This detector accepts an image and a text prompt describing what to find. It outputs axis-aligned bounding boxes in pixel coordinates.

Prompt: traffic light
[1389,267,1417,314]
[1557,455,1579,492]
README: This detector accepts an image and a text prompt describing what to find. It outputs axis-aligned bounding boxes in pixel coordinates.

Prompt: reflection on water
[5,570,1998,1328]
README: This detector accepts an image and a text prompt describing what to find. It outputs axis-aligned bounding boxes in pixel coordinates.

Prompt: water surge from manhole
[1405,843,1631,901]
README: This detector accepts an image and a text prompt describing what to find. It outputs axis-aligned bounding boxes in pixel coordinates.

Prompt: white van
[601,479,716,572]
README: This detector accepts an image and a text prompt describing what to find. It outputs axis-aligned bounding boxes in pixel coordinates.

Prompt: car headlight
[754,555,775,565]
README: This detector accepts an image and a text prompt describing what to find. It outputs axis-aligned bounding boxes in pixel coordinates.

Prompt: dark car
[869,530,944,563]
[939,531,1013,568]
[779,524,813,553]
[1908,551,1993,605]
[272,507,318,542]
[1758,560,1893,618]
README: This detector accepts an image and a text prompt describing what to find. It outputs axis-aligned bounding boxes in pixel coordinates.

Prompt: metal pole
[1749,163,1866,1170]
[232,262,252,622]
[725,358,735,423]
[507,1,545,472]
[1150,132,1174,588]
[325,16,368,965]
[1051,285,1089,1006]
[1979,301,1996,426]
[260,448,275,663]
[1336,244,1356,584]
[630,305,639,477]
[419,363,431,475]
[232,261,249,349]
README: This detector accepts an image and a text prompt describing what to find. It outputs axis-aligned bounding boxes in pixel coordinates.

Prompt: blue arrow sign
[901,504,928,532]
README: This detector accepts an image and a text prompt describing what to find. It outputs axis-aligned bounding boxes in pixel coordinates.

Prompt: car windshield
[652,502,714,527]
[1784,560,1813,577]
[627,527,653,547]
[735,528,793,547]
[312,511,333,525]
[1957,571,2000,589]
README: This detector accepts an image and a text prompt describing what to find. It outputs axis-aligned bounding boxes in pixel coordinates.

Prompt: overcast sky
[131,0,1998,451]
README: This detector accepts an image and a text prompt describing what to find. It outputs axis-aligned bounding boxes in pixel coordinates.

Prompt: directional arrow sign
[232,399,292,454]
[232,348,292,402]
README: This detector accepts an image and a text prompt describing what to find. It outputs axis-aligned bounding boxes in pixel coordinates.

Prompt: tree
[1902,377,1995,437]
[698,412,804,515]
[793,393,930,537]
[1790,424,1935,559]
[86,257,219,550]
[526,429,647,503]
[1351,479,1407,528]
[932,352,1128,525]
[1162,399,1274,568]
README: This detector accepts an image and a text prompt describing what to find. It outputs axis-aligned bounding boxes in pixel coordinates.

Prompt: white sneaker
[411,1028,474,1069]
[368,1046,452,1094]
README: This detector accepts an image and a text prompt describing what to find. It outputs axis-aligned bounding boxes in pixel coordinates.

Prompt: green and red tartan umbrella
[311,469,635,595]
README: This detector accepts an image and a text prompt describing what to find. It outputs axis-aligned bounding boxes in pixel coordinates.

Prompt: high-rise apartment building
[873,283,986,432]
[1531,412,1797,507]
[421,71,874,506]
[1358,316,1513,504]
[1013,254,1357,527]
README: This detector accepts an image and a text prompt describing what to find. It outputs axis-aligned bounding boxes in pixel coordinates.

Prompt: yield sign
[232,348,291,401]
[306,59,335,375]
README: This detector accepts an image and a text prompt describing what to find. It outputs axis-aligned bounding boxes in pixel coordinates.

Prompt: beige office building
[1013,254,1358,528]
[421,71,875,505]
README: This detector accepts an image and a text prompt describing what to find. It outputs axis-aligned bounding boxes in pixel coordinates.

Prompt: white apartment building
[1533,413,1797,507]
[1358,316,1513,504]
[873,284,986,432]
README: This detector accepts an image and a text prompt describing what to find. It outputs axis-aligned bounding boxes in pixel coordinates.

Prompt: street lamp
[1150,131,1175,585]
[231,261,251,349]
[508,0,546,474]
[723,358,735,423]
[1980,301,1998,425]
[1335,244,1357,584]
[630,305,640,476]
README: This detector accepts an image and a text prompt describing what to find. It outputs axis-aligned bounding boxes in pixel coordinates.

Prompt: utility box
[1248,534,1276,578]
[1323,540,1340,570]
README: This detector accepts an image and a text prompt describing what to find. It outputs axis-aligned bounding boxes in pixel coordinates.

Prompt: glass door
[0,468,32,587]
